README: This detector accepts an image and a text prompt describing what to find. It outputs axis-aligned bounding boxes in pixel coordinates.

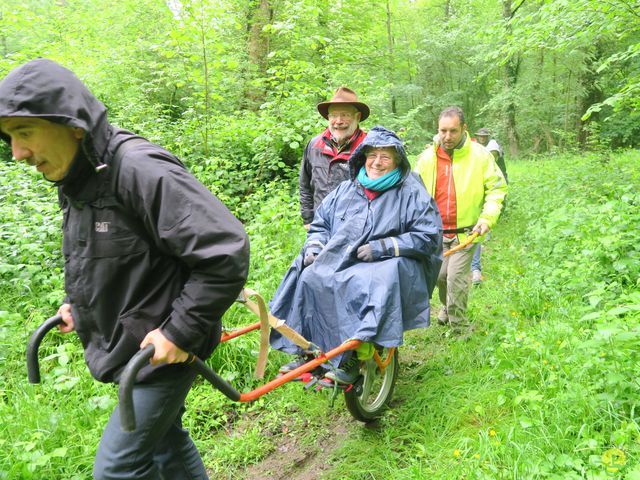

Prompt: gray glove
[357,238,398,262]
[357,244,375,262]
[303,245,322,267]
[303,252,317,267]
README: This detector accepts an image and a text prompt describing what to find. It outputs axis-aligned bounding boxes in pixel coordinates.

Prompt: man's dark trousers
[94,368,208,479]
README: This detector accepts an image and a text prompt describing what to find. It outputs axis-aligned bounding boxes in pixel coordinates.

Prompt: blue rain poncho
[270,127,443,356]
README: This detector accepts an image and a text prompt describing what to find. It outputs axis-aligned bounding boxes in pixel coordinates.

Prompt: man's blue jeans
[94,369,208,480]
[471,243,482,272]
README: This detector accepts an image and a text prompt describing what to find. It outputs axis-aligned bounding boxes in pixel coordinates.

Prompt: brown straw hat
[317,87,370,121]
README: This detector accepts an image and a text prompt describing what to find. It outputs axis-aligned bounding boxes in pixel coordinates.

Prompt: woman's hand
[357,244,375,262]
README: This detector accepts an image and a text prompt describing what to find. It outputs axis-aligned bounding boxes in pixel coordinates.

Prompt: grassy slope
[1,151,639,478]
[317,150,640,479]
[207,151,640,479]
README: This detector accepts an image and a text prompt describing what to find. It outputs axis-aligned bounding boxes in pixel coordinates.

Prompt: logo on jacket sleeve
[95,222,110,233]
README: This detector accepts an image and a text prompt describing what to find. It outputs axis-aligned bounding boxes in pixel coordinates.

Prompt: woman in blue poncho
[270,126,443,384]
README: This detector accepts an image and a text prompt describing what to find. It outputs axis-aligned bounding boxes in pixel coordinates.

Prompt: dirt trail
[239,416,352,480]
[235,342,425,480]
[216,332,428,479]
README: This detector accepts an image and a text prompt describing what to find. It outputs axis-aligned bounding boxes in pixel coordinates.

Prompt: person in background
[471,127,508,284]
[0,59,250,480]
[475,127,507,182]
[272,127,442,384]
[415,107,507,333]
[299,87,369,229]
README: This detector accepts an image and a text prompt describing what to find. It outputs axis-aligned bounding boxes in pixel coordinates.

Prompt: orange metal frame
[220,321,261,342]
[238,339,361,402]
[219,312,365,402]
[218,320,398,402]
[373,347,395,371]
[217,281,402,402]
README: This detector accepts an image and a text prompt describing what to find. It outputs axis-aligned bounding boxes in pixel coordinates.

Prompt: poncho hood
[349,126,410,180]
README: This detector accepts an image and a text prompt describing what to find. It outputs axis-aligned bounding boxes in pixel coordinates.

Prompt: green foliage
[1,0,640,476]
[2,0,638,186]
[3,143,640,478]
[0,165,64,314]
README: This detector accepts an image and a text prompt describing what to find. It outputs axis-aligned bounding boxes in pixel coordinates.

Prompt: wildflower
[602,448,626,470]
[489,429,497,437]
[453,449,461,457]
[473,453,480,459]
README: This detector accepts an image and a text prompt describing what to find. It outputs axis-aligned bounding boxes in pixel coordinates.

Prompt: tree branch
[511,0,527,18]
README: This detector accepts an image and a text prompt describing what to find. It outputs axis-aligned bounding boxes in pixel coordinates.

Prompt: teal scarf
[357,167,402,192]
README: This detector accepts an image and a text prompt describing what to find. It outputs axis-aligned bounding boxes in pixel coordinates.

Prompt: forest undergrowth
[1,150,639,479]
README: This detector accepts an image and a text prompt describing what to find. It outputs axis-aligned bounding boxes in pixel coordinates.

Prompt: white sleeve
[486,139,502,155]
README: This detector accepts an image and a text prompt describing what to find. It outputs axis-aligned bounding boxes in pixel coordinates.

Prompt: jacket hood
[349,126,410,180]
[0,58,111,165]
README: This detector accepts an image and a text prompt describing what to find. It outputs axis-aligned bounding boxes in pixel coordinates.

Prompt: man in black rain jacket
[0,58,249,479]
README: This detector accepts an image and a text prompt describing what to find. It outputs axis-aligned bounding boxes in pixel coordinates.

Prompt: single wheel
[344,347,398,422]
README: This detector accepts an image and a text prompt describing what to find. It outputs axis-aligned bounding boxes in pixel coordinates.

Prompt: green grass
[1,151,639,478]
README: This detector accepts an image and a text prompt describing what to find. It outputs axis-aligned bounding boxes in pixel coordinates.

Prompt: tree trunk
[502,0,521,156]
[576,46,603,148]
[386,0,397,114]
[244,0,271,109]
[196,0,211,156]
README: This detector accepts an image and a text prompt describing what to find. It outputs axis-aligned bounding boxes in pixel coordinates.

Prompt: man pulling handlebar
[1,59,249,480]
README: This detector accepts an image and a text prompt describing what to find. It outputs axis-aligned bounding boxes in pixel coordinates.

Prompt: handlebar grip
[27,315,63,384]
[118,344,155,432]
[118,345,241,432]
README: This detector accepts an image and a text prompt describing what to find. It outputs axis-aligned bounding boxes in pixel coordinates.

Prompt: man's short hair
[439,106,465,126]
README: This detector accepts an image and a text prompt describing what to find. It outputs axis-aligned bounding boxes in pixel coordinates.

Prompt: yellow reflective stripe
[391,237,400,257]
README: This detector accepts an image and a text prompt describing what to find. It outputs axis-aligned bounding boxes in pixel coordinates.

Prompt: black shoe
[278,356,309,374]
[323,355,360,385]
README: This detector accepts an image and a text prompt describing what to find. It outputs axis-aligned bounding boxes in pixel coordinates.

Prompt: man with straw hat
[299,87,370,229]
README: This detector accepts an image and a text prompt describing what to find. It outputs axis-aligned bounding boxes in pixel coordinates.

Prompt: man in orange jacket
[415,107,507,331]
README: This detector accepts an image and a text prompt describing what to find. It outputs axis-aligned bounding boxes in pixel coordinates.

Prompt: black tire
[344,347,398,422]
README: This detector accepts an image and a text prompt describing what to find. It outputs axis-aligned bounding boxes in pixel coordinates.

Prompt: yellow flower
[473,453,480,459]
[489,429,497,437]
[453,449,461,457]
[602,448,626,468]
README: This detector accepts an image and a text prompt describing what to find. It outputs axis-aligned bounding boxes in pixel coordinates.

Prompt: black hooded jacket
[0,59,250,382]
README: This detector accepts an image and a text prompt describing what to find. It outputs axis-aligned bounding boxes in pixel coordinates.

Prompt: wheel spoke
[344,347,398,422]
[359,360,375,402]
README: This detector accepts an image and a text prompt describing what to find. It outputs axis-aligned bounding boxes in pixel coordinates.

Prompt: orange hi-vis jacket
[414,134,507,243]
